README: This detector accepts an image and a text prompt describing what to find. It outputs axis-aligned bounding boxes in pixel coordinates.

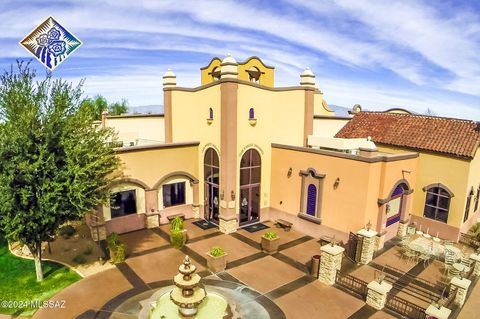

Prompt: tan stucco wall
[463,148,480,232]
[237,85,307,210]
[378,145,470,229]
[116,145,199,190]
[270,147,417,234]
[313,118,350,137]
[105,116,165,143]
[170,86,221,207]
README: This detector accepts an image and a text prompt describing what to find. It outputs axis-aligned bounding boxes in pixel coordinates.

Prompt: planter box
[261,236,280,254]
[170,229,188,248]
[206,253,228,273]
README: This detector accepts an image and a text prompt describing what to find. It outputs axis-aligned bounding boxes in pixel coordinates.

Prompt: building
[336,111,480,241]
[89,55,422,247]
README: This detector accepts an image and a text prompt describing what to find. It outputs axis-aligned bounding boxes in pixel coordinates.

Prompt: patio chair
[404,248,419,264]
[444,250,456,275]
[418,252,432,268]
[460,256,473,268]
[448,266,460,278]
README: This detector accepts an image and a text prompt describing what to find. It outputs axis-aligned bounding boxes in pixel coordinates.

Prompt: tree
[80,95,108,120]
[108,98,129,116]
[0,62,120,281]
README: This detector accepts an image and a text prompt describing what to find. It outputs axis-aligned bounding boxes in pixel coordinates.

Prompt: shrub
[263,231,278,240]
[170,230,184,249]
[72,254,87,264]
[210,246,225,257]
[112,243,126,263]
[170,216,184,232]
[58,225,76,239]
[84,244,93,256]
[107,232,127,263]
[470,222,480,236]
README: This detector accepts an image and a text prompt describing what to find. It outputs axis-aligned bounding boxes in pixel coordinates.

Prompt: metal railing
[335,270,368,299]
[385,293,427,319]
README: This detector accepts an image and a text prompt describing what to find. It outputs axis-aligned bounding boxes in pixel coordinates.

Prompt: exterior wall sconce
[385,203,391,214]
[206,118,213,125]
[333,177,340,189]
[366,220,372,231]
[248,107,257,126]
[231,190,236,201]
[248,118,257,126]
[287,167,292,178]
[207,107,213,125]
[220,190,224,200]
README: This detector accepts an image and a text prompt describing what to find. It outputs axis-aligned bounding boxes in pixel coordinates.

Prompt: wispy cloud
[0,0,478,119]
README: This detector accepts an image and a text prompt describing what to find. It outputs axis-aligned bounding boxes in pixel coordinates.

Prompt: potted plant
[261,231,280,254]
[170,216,187,248]
[206,246,227,273]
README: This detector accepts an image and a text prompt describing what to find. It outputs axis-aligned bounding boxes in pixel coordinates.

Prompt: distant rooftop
[335,111,480,159]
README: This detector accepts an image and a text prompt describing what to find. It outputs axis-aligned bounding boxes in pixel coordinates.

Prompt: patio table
[453,262,470,274]
[408,237,443,256]
[444,245,462,260]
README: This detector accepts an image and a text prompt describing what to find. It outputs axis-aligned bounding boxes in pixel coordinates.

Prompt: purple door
[306,184,317,216]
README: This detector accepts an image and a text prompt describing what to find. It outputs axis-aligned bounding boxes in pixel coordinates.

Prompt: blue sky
[1,0,479,120]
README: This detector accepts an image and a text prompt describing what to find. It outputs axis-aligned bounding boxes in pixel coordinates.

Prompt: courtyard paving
[30,219,480,319]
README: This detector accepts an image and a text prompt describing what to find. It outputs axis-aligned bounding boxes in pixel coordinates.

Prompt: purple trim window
[249,107,255,120]
[306,184,317,216]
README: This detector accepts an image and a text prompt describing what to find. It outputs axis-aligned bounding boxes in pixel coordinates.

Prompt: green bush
[170,230,184,249]
[107,232,120,247]
[112,243,126,263]
[72,254,87,264]
[170,216,184,232]
[210,246,225,257]
[58,225,76,239]
[470,222,480,236]
[263,231,278,240]
[107,232,127,263]
[83,244,93,256]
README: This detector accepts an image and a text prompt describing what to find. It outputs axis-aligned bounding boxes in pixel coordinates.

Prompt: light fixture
[385,204,391,214]
[220,190,224,200]
[333,177,340,189]
[231,190,236,201]
[287,167,292,178]
[366,220,372,231]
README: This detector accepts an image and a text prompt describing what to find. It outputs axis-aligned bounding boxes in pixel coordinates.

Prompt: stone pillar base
[397,220,408,237]
[192,204,200,219]
[219,216,237,234]
[90,223,107,241]
[375,231,386,251]
[318,244,344,286]
[366,280,393,310]
[470,253,480,276]
[450,277,471,306]
[357,228,378,264]
[425,304,451,319]
[145,212,160,229]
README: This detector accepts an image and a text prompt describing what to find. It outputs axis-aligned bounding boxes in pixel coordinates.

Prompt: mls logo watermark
[20,16,82,71]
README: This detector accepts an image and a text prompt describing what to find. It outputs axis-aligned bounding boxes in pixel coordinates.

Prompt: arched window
[209,107,213,120]
[386,183,407,226]
[249,107,255,120]
[239,149,261,225]
[211,66,221,81]
[247,66,261,83]
[424,185,452,223]
[464,187,474,222]
[306,184,317,216]
[204,148,220,223]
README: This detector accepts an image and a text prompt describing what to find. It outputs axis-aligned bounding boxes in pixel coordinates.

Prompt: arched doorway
[386,183,408,227]
[204,148,220,224]
[239,149,261,226]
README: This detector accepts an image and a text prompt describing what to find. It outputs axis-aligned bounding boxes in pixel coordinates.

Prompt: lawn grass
[0,236,81,316]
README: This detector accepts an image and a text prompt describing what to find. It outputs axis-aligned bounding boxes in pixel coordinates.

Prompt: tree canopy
[0,62,121,281]
[80,95,129,119]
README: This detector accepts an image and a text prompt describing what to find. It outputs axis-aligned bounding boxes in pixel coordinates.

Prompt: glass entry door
[239,149,261,226]
[204,148,220,224]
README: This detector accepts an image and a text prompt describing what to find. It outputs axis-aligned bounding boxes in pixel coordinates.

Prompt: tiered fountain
[170,255,207,317]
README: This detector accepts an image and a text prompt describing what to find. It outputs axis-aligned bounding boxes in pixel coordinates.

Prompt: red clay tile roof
[335,112,480,159]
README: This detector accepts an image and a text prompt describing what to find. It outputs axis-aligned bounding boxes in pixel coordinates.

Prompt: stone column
[450,277,472,306]
[366,280,393,310]
[375,231,386,251]
[192,181,200,219]
[357,228,378,264]
[469,253,480,276]
[425,305,452,319]
[397,220,409,237]
[318,244,344,286]
[145,211,160,228]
